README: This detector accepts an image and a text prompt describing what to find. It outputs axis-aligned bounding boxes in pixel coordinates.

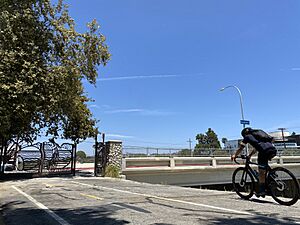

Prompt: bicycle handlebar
[233,154,249,165]
[234,158,240,164]
[240,154,248,160]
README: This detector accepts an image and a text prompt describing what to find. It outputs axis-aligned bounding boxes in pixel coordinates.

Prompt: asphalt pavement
[0,176,300,225]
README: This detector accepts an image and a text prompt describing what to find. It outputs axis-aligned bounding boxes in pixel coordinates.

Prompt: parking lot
[0,176,300,225]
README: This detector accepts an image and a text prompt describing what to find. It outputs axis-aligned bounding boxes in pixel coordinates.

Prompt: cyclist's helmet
[241,127,252,137]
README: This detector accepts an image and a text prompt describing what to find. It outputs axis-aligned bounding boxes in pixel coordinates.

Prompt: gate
[41,142,75,175]
[0,139,19,173]
[94,133,108,176]
[1,140,76,177]
[17,143,42,172]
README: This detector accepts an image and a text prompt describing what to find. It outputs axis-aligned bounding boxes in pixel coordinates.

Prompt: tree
[177,149,192,156]
[77,150,87,163]
[77,150,87,159]
[0,0,110,145]
[195,128,221,149]
[195,133,208,148]
[221,137,228,145]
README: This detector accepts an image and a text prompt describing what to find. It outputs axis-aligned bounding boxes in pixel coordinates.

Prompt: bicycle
[232,154,300,206]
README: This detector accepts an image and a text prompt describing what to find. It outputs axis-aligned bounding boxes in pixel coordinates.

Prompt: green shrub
[104,164,120,178]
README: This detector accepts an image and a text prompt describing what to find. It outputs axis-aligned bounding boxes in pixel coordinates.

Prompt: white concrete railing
[122,156,300,170]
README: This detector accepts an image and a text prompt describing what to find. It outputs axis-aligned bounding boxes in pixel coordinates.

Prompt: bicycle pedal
[265,190,272,196]
[255,192,266,198]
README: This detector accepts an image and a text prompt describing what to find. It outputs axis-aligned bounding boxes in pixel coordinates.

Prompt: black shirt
[240,134,274,152]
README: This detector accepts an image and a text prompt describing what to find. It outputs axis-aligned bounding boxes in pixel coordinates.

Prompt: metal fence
[123,146,184,157]
[1,141,75,177]
[123,146,300,157]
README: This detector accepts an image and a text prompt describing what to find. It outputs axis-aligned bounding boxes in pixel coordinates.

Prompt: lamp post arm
[234,86,245,121]
[220,85,248,153]
[221,85,245,121]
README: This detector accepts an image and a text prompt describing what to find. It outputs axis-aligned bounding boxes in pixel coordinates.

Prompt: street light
[220,85,248,155]
[220,85,246,128]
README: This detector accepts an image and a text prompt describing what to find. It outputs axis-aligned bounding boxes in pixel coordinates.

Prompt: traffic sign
[240,120,250,125]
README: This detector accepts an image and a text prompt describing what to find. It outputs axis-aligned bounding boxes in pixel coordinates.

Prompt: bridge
[121,156,300,186]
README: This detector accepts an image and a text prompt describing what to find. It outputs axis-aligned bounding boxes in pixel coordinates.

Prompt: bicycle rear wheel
[267,167,300,206]
[232,167,255,199]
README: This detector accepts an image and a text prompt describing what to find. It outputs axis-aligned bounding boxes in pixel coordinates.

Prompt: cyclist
[231,127,277,197]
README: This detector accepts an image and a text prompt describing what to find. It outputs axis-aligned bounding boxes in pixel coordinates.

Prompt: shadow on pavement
[188,207,300,225]
[205,213,299,225]
[75,170,94,177]
[1,200,299,225]
[1,201,130,225]
[248,198,278,205]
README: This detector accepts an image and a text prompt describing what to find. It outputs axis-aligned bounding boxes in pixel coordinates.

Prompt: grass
[104,164,120,178]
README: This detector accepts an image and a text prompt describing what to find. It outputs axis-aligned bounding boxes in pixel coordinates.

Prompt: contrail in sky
[106,133,135,139]
[291,68,300,71]
[104,108,176,116]
[97,73,204,81]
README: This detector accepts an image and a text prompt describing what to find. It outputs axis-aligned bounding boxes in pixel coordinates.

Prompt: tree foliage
[77,150,87,159]
[177,149,192,156]
[221,137,228,145]
[76,150,87,163]
[0,0,110,144]
[195,128,221,149]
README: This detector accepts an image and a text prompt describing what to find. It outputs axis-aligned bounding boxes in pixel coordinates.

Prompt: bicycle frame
[236,155,287,192]
[233,154,300,205]
[235,155,270,183]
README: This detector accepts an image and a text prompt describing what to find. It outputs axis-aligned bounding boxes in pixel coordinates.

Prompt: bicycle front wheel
[267,167,300,206]
[232,167,255,200]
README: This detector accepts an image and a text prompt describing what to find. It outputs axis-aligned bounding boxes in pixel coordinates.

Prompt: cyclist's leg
[257,152,268,196]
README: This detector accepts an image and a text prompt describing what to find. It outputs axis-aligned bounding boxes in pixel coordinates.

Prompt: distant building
[224,139,242,149]
[269,131,290,141]
[273,142,297,148]
[286,134,300,147]
[224,131,299,150]
[270,131,299,148]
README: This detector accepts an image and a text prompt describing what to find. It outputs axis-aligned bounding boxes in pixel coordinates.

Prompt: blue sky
[64,0,300,154]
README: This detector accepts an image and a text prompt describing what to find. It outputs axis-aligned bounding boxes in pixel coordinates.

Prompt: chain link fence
[123,146,300,157]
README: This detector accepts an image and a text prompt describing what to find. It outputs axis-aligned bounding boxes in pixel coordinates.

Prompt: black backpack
[250,129,274,143]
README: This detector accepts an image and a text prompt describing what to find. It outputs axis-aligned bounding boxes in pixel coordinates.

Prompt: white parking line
[71,181,253,216]
[12,186,70,225]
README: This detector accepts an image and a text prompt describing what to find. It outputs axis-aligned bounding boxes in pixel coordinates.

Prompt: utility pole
[187,138,193,157]
[278,128,287,149]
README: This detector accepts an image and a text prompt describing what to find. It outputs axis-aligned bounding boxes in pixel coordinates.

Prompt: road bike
[232,155,300,206]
